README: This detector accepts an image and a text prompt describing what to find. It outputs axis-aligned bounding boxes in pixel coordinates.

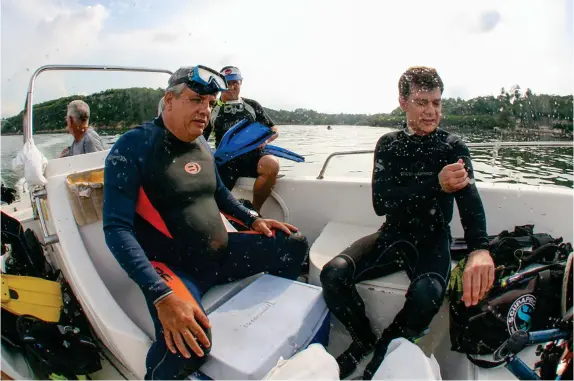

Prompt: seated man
[320,66,495,379]
[60,100,105,157]
[102,65,309,380]
[202,66,279,214]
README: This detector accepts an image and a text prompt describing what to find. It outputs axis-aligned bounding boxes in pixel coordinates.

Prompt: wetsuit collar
[402,122,439,140]
[404,123,416,136]
[153,114,198,146]
[154,114,167,129]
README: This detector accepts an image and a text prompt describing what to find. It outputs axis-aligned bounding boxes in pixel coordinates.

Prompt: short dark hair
[399,66,444,99]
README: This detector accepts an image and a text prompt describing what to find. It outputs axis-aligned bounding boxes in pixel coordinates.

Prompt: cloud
[477,10,502,33]
[1,0,572,119]
[1,0,109,115]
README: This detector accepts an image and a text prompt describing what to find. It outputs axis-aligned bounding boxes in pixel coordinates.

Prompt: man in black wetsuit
[102,65,309,380]
[320,66,495,379]
[202,66,279,214]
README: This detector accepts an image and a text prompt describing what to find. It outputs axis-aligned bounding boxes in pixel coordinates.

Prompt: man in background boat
[59,100,104,157]
[103,65,308,380]
[202,66,280,215]
[320,66,495,379]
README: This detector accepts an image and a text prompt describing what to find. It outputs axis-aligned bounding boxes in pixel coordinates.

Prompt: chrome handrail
[31,187,59,245]
[316,150,374,179]
[316,140,574,179]
[23,64,173,142]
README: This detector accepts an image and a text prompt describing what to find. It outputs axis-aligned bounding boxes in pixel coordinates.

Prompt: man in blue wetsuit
[102,65,309,380]
[320,66,495,379]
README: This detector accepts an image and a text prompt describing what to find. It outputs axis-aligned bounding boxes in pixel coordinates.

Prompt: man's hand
[462,249,495,307]
[252,218,298,237]
[258,127,279,149]
[59,147,70,158]
[439,159,469,193]
[258,128,278,150]
[155,293,211,358]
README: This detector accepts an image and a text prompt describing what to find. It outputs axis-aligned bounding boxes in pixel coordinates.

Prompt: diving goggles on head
[172,65,228,95]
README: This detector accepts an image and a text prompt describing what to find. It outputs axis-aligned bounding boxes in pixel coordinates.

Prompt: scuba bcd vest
[448,224,572,366]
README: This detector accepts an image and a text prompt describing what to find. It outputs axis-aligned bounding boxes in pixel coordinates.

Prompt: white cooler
[198,274,330,380]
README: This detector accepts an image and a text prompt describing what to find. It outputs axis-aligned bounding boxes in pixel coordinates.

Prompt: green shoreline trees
[2,87,572,134]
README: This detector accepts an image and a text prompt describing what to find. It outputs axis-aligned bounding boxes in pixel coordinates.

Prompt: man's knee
[257,155,280,177]
[270,230,309,279]
[408,273,446,315]
[320,255,354,292]
[280,230,309,261]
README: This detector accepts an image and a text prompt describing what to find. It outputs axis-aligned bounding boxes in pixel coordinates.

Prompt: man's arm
[213,166,260,226]
[451,140,489,252]
[372,135,441,216]
[102,132,172,304]
[451,140,493,307]
[59,146,71,158]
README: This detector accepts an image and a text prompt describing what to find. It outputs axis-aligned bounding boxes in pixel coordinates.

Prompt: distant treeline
[2,86,572,134]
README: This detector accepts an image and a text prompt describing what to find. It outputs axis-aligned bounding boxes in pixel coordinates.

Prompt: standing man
[202,66,279,215]
[60,100,105,157]
[319,66,495,379]
[103,65,308,380]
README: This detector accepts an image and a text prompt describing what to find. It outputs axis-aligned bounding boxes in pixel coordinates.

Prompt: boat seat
[308,221,458,334]
[65,167,261,339]
[47,164,262,378]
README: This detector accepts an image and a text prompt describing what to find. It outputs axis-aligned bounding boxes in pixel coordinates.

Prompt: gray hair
[157,96,165,116]
[165,83,185,97]
[159,83,185,115]
[67,100,90,124]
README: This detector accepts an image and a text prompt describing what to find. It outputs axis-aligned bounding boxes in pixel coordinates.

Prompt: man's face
[167,86,216,142]
[399,85,442,135]
[221,80,241,101]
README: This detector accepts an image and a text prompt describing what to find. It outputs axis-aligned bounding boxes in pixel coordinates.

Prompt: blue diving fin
[263,145,305,163]
[214,119,305,165]
[214,119,273,165]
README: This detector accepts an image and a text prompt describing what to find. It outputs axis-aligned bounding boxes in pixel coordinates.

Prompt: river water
[1,125,572,190]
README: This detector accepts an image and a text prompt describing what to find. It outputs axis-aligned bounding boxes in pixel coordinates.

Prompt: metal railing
[21,64,174,246]
[316,140,574,179]
[23,64,173,142]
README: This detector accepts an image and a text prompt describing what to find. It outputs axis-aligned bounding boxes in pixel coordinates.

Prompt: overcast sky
[1,0,572,118]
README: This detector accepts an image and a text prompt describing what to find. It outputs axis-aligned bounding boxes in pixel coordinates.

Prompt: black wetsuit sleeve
[102,132,172,304]
[451,140,489,252]
[372,135,441,216]
[248,99,275,127]
[213,159,260,227]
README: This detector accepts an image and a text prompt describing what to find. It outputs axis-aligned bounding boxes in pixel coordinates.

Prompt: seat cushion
[309,222,411,289]
[309,221,458,289]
